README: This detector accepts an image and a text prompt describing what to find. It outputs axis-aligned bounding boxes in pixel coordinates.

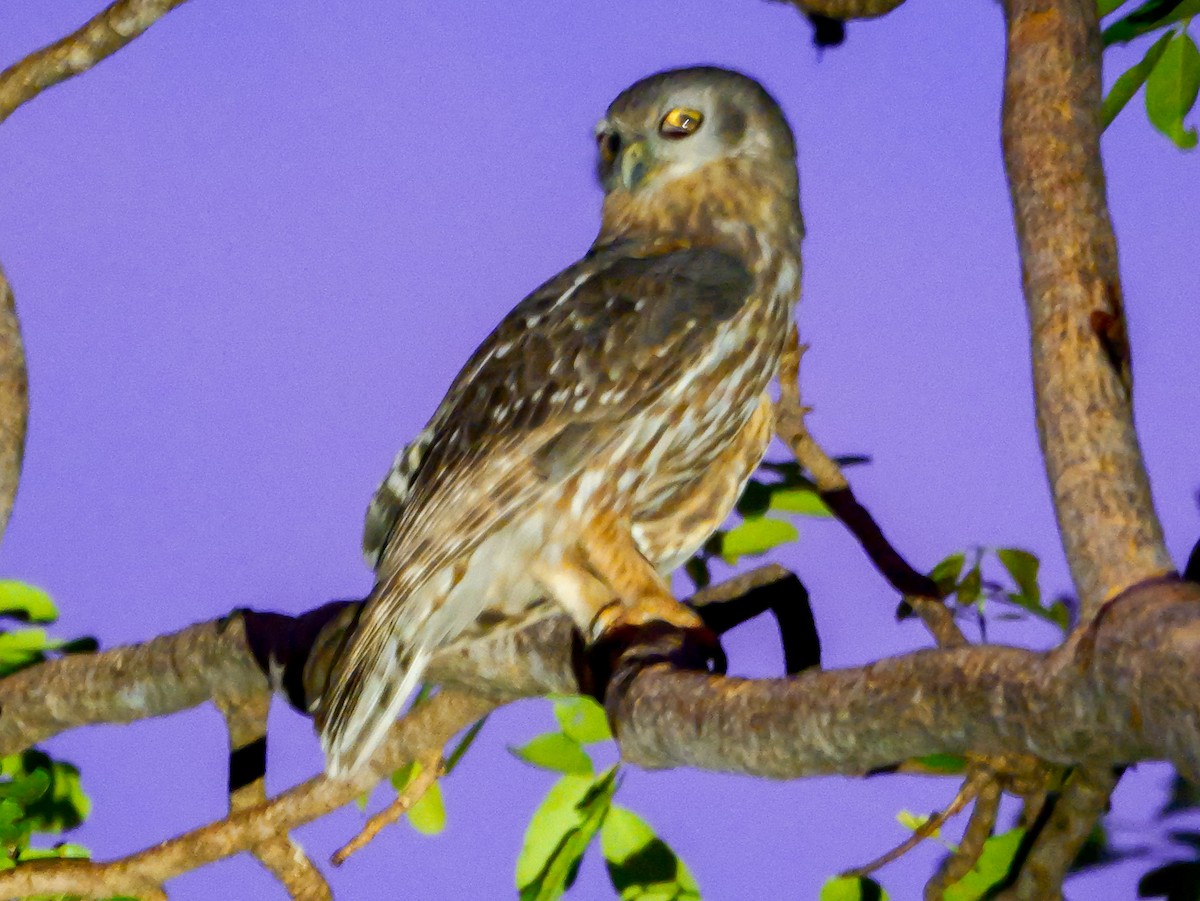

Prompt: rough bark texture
[0,267,26,543]
[1001,0,1174,617]
[0,0,191,125]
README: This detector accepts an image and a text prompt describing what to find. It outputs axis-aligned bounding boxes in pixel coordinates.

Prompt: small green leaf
[719,517,799,564]
[406,779,446,835]
[956,566,982,607]
[768,487,832,517]
[897,809,935,835]
[390,760,419,792]
[943,828,1025,901]
[929,553,966,596]
[552,695,612,745]
[1145,31,1200,148]
[0,583,56,624]
[910,753,968,775]
[1103,0,1200,45]
[444,715,488,775]
[516,769,617,901]
[601,804,700,901]
[1103,30,1175,128]
[510,733,594,775]
[820,875,889,901]
[996,548,1041,604]
[1098,0,1134,15]
[1048,600,1073,633]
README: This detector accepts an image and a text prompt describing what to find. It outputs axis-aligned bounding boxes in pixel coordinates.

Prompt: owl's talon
[581,619,726,714]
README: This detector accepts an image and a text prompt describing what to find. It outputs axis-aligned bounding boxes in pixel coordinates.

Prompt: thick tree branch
[1001,0,1174,617]
[0,572,1196,896]
[0,0,191,126]
[0,266,26,544]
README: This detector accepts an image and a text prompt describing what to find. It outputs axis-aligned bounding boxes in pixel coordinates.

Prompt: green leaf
[910,753,968,775]
[510,733,594,775]
[1103,0,1200,45]
[0,583,56,624]
[390,760,447,835]
[444,715,488,775]
[1103,30,1175,128]
[768,487,832,517]
[1099,0,1134,15]
[943,828,1025,901]
[516,769,617,901]
[601,804,700,901]
[1048,600,1073,633]
[1145,31,1200,148]
[956,566,982,608]
[719,517,799,564]
[552,695,612,745]
[406,778,446,835]
[820,875,889,901]
[929,553,966,596]
[996,548,1041,604]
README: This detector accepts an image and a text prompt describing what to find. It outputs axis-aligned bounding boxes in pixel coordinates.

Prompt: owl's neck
[593,158,803,269]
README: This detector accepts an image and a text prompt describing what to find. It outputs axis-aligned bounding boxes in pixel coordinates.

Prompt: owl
[319,65,804,776]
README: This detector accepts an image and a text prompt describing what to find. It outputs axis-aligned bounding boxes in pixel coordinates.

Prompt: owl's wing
[320,244,754,774]
[361,426,434,570]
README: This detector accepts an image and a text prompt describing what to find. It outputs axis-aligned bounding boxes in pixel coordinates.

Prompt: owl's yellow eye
[659,107,704,139]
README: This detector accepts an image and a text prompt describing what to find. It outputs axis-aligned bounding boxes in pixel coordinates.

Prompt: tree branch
[0,266,26,544]
[0,0,191,126]
[1001,0,1174,617]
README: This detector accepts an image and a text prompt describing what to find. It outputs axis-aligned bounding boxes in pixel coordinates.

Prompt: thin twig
[775,324,964,647]
[332,751,445,865]
[845,770,987,879]
[0,0,192,125]
[213,687,331,901]
[925,779,1002,900]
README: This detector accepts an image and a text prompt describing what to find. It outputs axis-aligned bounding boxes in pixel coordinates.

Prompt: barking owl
[319,65,804,776]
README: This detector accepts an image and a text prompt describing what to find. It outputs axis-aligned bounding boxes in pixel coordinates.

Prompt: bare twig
[846,769,987,879]
[332,750,444,866]
[0,689,494,899]
[0,0,192,126]
[925,779,1002,900]
[775,325,964,647]
[213,687,331,901]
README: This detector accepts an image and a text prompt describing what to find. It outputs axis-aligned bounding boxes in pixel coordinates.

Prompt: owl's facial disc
[595,104,709,193]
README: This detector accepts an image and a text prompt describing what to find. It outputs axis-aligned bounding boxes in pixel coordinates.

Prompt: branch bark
[1001,0,1174,618]
[0,0,191,126]
[0,267,27,544]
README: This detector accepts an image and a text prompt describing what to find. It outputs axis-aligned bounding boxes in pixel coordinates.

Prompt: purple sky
[0,0,1197,898]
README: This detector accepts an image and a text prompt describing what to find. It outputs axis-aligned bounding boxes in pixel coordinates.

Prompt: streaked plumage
[319,66,804,776]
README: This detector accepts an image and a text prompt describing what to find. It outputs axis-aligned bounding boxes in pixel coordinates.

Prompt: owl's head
[595,66,798,199]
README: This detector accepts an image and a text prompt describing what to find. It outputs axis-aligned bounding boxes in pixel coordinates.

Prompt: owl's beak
[618,139,651,192]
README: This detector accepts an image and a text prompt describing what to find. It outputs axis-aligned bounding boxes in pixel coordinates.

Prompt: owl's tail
[315,599,432,779]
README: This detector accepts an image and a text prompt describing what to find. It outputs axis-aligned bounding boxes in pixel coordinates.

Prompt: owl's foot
[579,611,727,717]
